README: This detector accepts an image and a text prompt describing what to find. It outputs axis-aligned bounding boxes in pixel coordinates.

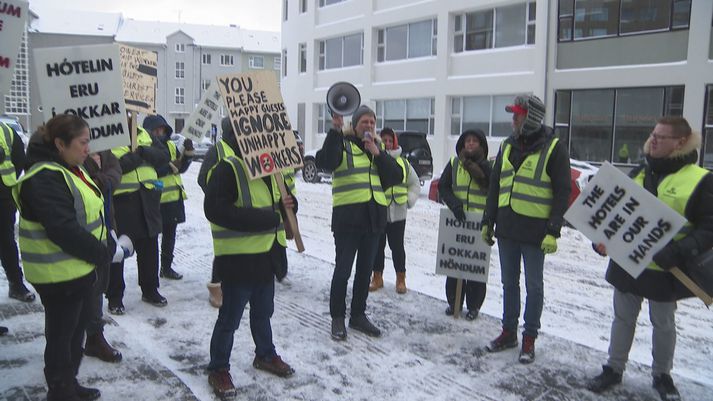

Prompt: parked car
[428,158,599,208]
[170,133,212,160]
[0,115,29,148]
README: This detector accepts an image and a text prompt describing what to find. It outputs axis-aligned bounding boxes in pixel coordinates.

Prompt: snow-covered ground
[1,162,712,401]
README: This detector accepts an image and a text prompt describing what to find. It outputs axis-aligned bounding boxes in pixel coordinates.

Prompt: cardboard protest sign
[33,44,129,153]
[435,208,491,282]
[216,70,303,179]
[0,0,28,106]
[118,44,157,114]
[183,79,221,143]
[564,162,686,278]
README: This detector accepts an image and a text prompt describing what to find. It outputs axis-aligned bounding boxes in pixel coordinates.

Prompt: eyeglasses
[649,133,679,141]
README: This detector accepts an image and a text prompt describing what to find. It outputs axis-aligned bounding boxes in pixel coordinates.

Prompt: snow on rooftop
[29,4,122,37]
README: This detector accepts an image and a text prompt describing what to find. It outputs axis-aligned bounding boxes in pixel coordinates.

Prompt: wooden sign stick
[130,112,138,152]
[670,267,712,307]
[276,172,305,253]
[453,279,463,319]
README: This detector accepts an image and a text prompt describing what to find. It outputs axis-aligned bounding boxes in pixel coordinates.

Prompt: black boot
[74,380,101,401]
[8,281,35,302]
[160,266,183,280]
[587,365,622,393]
[349,315,381,337]
[45,372,81,401]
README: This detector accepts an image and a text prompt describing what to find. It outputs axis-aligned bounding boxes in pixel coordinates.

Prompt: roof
[29,5,122,37]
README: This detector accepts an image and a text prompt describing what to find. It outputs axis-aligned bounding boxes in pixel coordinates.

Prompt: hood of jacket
[25,131,69,170]
[220,117,242,157]
[455,129,488,159]
[142,115,173,138]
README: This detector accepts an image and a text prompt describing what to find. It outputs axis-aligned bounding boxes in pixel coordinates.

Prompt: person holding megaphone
[316,100,403,341]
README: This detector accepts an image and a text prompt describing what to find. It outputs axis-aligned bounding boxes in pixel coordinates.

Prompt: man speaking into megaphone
[315,100,403,342]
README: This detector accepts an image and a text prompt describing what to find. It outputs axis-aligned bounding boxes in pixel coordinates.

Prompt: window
[283,0,288,21]
[282,49,288,77]
[202,79,211,91]
[175,118,185,133]
[319,0,346,7]
[202,54,211,64]
[375,98,435,136]
[702,85,713,168]
[377,19,437,62]
[318,33,363,70]
[558,0,691,42]
[450,95,518,137]
[249,55,264,69]
[274,56,281,71]
[175,87,185,105]
[299,43,307,73]
[175,43,185,53]
[454,2,534,52]
[300,0,307,13]
[317,104,333,134]
[220,54,234,66]
[554,86,685,164]
[175,62,185,79]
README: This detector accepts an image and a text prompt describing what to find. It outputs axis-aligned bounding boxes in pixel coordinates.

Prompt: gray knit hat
[351,105,376,129]
[506,95,545,136]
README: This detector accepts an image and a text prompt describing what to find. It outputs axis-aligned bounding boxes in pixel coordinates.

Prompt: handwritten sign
[0,0,28,110]
[33,44,129,152]
[216,70,303,179]
[435,208,491,282]
[564,162,686,278]
[118,44,157,114]
[182,79,220,143]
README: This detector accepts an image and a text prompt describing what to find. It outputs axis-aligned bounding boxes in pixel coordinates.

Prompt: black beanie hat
[351,105,376,130]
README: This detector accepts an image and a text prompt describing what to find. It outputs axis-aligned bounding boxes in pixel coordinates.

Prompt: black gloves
[653,243,682,271]
[183,139,194,151]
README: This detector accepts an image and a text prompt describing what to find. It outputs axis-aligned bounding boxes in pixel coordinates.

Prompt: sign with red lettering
[435,208,491,282]
[0,0,28,112]
[564,162,686,278]
[216,70,303,179]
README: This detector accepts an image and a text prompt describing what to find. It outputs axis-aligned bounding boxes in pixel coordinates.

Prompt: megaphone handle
[276,174,305,253]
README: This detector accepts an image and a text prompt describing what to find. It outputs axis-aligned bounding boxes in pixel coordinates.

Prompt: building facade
[281,0,713,172]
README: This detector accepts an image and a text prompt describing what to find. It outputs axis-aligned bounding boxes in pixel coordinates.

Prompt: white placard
[0,0,28,106]
[33,44,129,153]
[435,208,491,282]
[564,162,686,278]
[182,79,221,143]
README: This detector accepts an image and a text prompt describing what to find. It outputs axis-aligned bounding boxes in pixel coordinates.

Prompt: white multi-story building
[281,0,713,172]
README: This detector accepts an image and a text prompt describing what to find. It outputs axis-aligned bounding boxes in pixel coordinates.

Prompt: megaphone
[326,82,361,116]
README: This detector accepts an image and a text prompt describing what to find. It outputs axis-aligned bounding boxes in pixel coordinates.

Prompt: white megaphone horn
[326,82,361,116]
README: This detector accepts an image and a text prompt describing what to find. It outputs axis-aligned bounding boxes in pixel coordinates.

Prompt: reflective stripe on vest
[283,168,297,195]
[210,155,286,256]
[332,140,387,207]
[633,164,709,272]
[112,128,159,195]
[498,138,558,219]
[13,162,106,284]
[451,157,487,213]
[160,141,187,203]
[0,123,17,187]
[385,156,409,206]
[206,140,236,184]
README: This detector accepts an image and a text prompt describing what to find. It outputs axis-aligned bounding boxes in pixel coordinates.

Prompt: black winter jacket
[204,135,295,284]
[605,151,713,302]
[439,130,492,215]
[83,150,121,231]
[483,125,571,245]
[315,128,404,233]
[0,127,26,201]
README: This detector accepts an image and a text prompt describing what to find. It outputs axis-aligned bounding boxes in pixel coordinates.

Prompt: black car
[301,130,433,186]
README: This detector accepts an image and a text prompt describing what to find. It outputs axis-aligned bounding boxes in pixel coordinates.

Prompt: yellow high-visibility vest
[0,122,17,187]
[112,127,160,195]
[450,156,487,213]
[159,140,187,203]
[206,140,236,184]
[385,156,409,205]
[332,140,387,207]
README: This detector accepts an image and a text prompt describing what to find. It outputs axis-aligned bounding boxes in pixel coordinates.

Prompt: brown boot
[85,332,122,363]
[395,272,407,294]
[369,272,383,292]
[207,282,222,308]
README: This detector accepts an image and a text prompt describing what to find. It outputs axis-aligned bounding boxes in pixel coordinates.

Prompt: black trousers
[106,235,159,301]
[85,263,110,335]
[445,277,486,312]
[330,231,380,319]
[374,220,406,274]
[0,198,22,284]
[34,274,94,385]
[160,221,177,270]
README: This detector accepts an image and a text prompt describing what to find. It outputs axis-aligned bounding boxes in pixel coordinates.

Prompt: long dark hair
[36,115,89,150]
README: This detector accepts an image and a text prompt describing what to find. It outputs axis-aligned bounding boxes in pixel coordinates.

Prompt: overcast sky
[29,0,282,31]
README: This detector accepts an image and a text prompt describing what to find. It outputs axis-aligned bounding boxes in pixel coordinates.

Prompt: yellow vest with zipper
[332,140,387,207]
[385,156,409,205]
[0,122,17,187]
[13,162,106,284]
[112,128,160,195]
[634,163,709,272]
[451,156,487,213]
[159,140,187,203]
[210,155,286,256]
[498,138,558,219]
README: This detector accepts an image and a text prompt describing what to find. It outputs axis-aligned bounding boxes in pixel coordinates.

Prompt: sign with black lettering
[216,70,303,179]
[33,44,129,152]
[118,44,157,114]
[0,0,28,112]
[183,79,220,143]
[435,208,491,282]
[564,162,686,278]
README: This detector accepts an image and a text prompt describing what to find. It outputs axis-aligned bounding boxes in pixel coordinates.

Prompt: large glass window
[175,62,184,79]
[317,104,333,134]
[319,33,363,70]
[620,0,670,34]
[703,85,713,169]
[249,56,264,69]
[299,43,307,73]
[375,98,435,135]
[570,90,615,162]
[496,4,527,47]
[614,88,664,163]
[451,95,519,137]
[377,19,436,62]
[454,2,535,53]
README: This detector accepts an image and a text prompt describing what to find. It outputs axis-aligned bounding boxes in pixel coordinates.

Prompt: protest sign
[435,208,491,282]
[33,44,129,153]
[118,44,157,114]
[0,0,28,108]
[183,79,221,143]
[564,162,686,278]
[216,70,303,179]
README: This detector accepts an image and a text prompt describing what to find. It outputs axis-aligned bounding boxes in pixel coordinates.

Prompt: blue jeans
[207,280,276,371]
[498,237,545,338]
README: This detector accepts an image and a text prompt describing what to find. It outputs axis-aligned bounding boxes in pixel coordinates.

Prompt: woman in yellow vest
[315,105,404,341]
[438,129,491,320]
[587,117,713,401]
[369,127,420,294]
[13,115,132,401]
